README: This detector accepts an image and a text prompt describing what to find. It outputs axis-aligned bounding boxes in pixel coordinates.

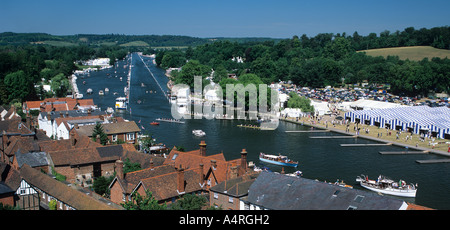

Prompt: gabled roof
[19,164,120,210]
[74,121,140,136]
[0,119,33,135]
[246,171,408,210]
[15,151,48,168]
[40,109,106,121]
[209,172,259,198]
[164,148,243,184]
[48,145,123,167]
[25,98,95,112]
[38,134,101,152]
[0,162,21,191]
[137,167,203,201]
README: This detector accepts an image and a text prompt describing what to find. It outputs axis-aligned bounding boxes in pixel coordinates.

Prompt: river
[76,53,450,210]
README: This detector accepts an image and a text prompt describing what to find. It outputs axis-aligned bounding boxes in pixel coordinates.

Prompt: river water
[76,53,450,210]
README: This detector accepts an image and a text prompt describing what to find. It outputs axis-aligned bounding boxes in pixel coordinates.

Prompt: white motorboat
[115,97,127,110]
[192,130,206,137]
[99,90,104,96]
[86,88,93,94]
[356,174,417,198]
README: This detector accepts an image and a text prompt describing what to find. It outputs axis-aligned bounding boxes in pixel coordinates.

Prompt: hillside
[358,46,450,61]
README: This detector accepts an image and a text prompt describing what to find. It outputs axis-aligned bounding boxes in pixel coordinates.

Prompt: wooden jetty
[341,143,392,147]
[155,118,185,124]
[416,159,450,164]
[286,130,330,133]
[237,125,275,130]
[379,151,428,155]
[310,136,356,139]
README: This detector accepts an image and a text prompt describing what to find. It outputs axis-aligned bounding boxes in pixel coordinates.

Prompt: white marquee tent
[344,106,450,139]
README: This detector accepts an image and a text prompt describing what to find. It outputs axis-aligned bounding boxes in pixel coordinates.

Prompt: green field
[358,46,450,61]
[42,40,79,47]
[119,41,150,47]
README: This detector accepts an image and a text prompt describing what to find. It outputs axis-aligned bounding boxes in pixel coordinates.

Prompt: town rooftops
[19,164,120,210]
[74,121,140,136]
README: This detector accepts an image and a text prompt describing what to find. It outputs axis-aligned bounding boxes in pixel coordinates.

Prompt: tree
[50,73,70,97]
[323,37,353,60]
[92,123,108,145]
[175,60,211,88]
[4,70,33,103]
[287,92,314,113]
[121,190,167,210]
[123,158,141,173]
[93,175,114,197]
[49,199,57,210]
[170,194,208,210]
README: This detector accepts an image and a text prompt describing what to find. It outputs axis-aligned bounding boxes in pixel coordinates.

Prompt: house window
[112,134,117,142]
[214,192,218,199]
[348,205,357,210]
[127,133,135,141]
[228,196,233,203]
[122,193,126,202]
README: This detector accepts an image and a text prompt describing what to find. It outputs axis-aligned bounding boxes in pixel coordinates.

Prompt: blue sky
[1,0,449,38]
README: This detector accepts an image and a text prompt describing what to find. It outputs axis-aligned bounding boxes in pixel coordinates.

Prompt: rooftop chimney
[199,140,207,156]
[115,159,124,180]
[241,149,247,171]
[70,132,76,147]
[230,166,238,179]
[2,131,7,161]
[211,160,217,170]
[26,114,31,130]
[199,163,204,185]
[177,165,185,194]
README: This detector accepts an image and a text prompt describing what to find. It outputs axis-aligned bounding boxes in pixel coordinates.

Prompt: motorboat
[150,122,159,126]
[286,170,303,178]
[99,90,104,96]
[259,152,298,167]
[86,88,93,94]
[192,130,206,137]
[115,97,127,110]
[356,174,417,198]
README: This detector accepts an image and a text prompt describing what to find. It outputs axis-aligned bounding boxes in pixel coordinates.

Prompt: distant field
[42,40,78,47]
[119,41,149,47]
[357,46,450,61]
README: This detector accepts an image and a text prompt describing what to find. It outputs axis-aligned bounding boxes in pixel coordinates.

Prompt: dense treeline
[0,32,207,47]
[157,26,450,97]
[0,44,128,105]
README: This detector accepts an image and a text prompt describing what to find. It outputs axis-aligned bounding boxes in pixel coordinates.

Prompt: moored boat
[356,174,417,197]
[192,129,206,137]
[115,97,127,110]
[155,118,185,124]
[150,122,159,126]
[259,152,298,167]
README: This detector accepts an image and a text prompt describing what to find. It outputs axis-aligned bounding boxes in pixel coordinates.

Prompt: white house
[38,110,107,139]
